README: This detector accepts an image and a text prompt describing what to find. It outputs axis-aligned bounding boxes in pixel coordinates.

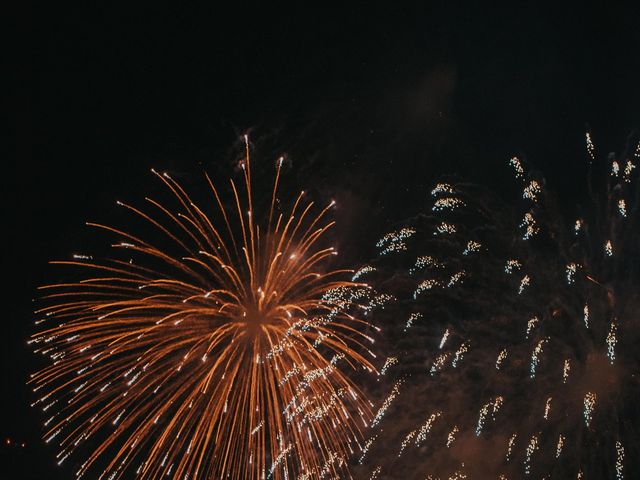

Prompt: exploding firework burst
[356,133,640,479]
[29,137,379,480]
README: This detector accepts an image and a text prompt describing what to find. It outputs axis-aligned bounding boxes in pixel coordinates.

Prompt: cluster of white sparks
[376,228,416,256]
[404,312,423,331]
[583,392,596,427]
[358,134,639,479]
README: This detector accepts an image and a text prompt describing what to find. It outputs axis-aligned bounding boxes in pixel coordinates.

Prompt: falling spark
[584,392,597,427]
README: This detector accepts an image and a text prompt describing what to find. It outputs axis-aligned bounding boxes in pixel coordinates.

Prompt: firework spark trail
[356,133,640,479]
[29,137,380,480]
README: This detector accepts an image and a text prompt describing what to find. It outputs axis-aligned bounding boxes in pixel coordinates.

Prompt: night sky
[6,3,640,478]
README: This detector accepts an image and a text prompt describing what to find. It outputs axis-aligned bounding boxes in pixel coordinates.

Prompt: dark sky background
[5,2,640,478]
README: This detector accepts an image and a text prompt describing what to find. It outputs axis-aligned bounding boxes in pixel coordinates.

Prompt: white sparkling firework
[432,197,465,212]
[435,222,457,235]
[605,239,613,256]
[379,357,398,377]
[520,213,539,240]
[506,433,517,462]
[563,359,571,383]
[376,228,416,256]
[368,466,382,480]
[526,316,538,338]
[524,434,539,475]
[583,304,590,328]
[616,441,624,480]
[414,279,440,299]
[451,342,468,368]
[475,396,503,436]
[352,266,376,281]
[410,256,445,274]
[414,412,441,446]
[606,321,617,364]
[447,271,465,288]
[462,240,481,255]
[583,392,596,427]
[543,397,552,420]
[439,329,450,349]
[624,160,636,181]
[504,259,522,273]
[358,436,377,465]
[530,338,548,378]
[556,434,564,458]
[446,426,459,447]
[586,132,595,161]
[523,180,542,201]
[371,380,402,428]
[404,312,423,331]
[510,156,524,178]
[495,349,508,369]
[611,160,620,176]
[430,353,449,376]
[566,263,578,284]
[618,199,627,217]
[431,183,456,196]
[397,430,416,457]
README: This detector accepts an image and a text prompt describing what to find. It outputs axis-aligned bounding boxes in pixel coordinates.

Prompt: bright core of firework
[29,137,377,480]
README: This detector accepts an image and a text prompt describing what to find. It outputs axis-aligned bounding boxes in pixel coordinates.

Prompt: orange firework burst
[29,137,377,480]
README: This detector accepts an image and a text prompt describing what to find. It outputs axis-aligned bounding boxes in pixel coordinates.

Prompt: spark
[586,132,595,162]
[618,199,627,217]
[414,279,440,299]
[615,441,624,480]
[543,397,552,420]
[606,321,617,364]
[530,338,548,378]
[371,380,402,428]
[605,240,613,256]
[414,412,441,446]
[352,266,376,281]
[379,357,397,376]
[376,228,416,255]
[446,426,459,447]
[504,259,521,274]
[583,304,589,328]
[432,197,465,212]
[506,433,517,462]
[431,183,455,196]
[451,342,468,368]
[509,156,524,178]
[495,349,508,369]
[523,180,542,201]
[435,222,457,235]
[563,359,571,383]
[520,213,539,240]
[526,316,538,338]
[462,240,481,255]
[410,256,444,274]
[524,434,539,475]
[555,434,564,458]
[584,392,596,427]
[439,329,450,349]
[566,263,578,284]
[476,396,503,436]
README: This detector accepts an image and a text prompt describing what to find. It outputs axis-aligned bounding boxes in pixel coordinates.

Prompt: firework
[29,136,379,480]
[356,133,640,478]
